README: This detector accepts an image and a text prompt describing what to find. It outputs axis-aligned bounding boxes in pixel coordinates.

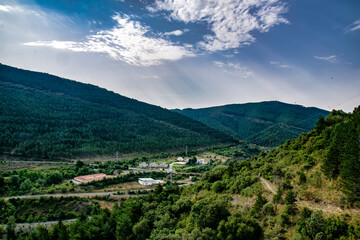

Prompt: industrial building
[138,178,163,186]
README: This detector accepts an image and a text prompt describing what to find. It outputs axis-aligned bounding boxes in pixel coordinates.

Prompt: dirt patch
[297,200,360,217]
[196,152,231,163]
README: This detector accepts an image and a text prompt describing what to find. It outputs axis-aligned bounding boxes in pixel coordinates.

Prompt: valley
[0,65,359,239]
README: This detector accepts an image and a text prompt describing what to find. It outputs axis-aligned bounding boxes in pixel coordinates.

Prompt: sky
[0,0,359,112]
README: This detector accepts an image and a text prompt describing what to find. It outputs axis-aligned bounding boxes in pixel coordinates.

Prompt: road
[167,163,174,173]
[1,160,73,164]
[16,218,77,229]
[4,182,194,200]
[260,177,277,194]
[4,192,135,200]
[0,217,95,230]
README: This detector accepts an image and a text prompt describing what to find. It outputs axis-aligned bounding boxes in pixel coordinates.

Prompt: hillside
[174,101,329,146]
[188,106,360,238]
[3,106,359,240]
[0,64,235,159]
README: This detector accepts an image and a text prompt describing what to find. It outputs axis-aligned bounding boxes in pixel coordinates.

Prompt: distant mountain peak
[174,102,329,147]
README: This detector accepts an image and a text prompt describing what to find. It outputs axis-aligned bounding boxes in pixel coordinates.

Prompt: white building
[139,162,148,168]
[196,159,205,165]
[177,157,184,162]
[138,178,163,186]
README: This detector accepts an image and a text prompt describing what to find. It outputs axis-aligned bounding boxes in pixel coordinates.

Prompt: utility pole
[116,151,119,164]
[185,145,188,157]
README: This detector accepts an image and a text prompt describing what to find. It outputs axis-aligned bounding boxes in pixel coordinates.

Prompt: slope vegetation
[5,107,360,240]
[190,106,360,238]
[174,101,329,146]
[0,64,235,159]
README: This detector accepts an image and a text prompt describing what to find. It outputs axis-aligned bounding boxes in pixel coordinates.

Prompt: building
[149,162,159,168]
[177,157,184,162]
[138,178,163,186]
[138,162,148,168]
[159,162,168,168]
[196,159,205,165]
[73,173,114,184]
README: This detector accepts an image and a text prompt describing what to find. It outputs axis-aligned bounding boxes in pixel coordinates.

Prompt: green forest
[1,107,359,239]
[174,101,329,147]
[0,64,235,159]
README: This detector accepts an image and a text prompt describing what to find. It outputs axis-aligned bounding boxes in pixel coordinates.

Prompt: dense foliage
[0,197,100,223]
[3,186,264,240]
[1,107,359,239]
[174,101,329,146]
[0,163,94,196]
[3,185,359,240]
[193,107,360,204]
[0,64,235,159]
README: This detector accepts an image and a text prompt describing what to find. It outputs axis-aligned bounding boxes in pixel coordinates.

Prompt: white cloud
[349,19,360,32]
[164,29,187,36]
[314,55,337,63]
[153,0,288,51]
[0,5,21,12]
[270,61,291,68]
[24,14,194,66]
[213,60,253,78]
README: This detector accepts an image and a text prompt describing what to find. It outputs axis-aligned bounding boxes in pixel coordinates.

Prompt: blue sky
[0,0,359,112]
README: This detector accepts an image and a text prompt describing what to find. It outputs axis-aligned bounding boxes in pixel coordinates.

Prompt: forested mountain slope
[0,64,235,159]
[6,107,359,240]
[174,101,329,146]
[189,106,360,238]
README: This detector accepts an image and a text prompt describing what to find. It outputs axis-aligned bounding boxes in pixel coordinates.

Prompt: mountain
[3,107,358,239]
[174,101,329,146]
[0,64,235,159]
[186,106,360,239]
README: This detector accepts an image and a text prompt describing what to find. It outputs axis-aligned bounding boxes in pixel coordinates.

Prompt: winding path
[259,177,276,194]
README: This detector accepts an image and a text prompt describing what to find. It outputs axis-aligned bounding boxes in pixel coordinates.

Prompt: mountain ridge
[174,101,329,146]
[0,63,236,159]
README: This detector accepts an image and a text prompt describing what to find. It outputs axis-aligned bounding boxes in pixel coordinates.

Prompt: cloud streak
[270,61,291,68]
[314,55,337,63]
[349,19,360,32]
[153,0,289,51]
[25,14,194,66]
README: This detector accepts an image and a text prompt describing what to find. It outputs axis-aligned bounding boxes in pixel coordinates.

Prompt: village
[71,156,207,187]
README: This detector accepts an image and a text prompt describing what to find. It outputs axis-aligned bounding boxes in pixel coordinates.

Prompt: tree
[61,185,67,193]
[298,171,307,184]
[217,213,262,240]
[285,190,297,215]
[315,116,326,132]
[253,193,268,212]
[116,214,133,240]
[285,190,296,205]
[35,225,50,240]
[51,220,69,240]
[6,216,16,240]
[187,157,197,165]
[190,196,230,229]
[75,160,84,168]
[132,218,151,240]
